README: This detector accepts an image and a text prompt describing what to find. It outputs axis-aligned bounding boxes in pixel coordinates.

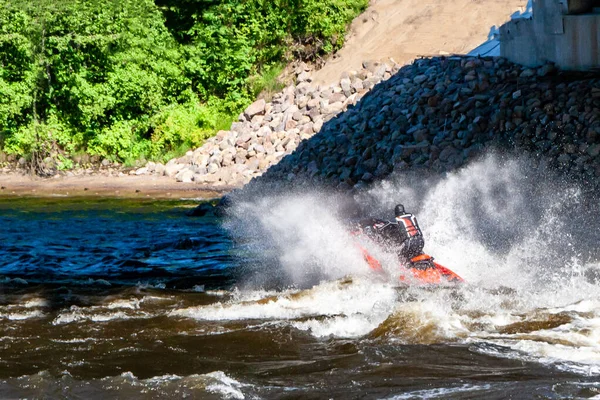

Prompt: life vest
[395,213,422,238]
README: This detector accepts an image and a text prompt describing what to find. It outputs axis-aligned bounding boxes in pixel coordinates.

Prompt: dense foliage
[0,0,367,166]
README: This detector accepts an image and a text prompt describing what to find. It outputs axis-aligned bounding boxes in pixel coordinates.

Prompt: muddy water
[1,191,599,399]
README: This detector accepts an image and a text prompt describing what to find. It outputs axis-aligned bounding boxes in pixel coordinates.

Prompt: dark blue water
[0,197,237,289]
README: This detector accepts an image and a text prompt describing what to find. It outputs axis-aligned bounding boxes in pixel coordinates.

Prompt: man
[393,204,425,261]
[357,204,425,265]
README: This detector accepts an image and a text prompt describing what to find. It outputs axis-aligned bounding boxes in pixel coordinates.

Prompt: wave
[0,370,251,400]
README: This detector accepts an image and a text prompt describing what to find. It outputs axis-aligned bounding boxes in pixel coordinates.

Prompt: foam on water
[52,310,147,325]
[52,299,155,325]
[106,298,141,310]
[44,294,182,325]
[172,278,397,337]
[204,371,249,400]
[19,298,49,308]
[2,310,46,320]
[386,383,495,399]
[226,154,600,372]
[0,298,49,321]
[462,301,600,375]
[110,371,250,399]
[293,313,378,338]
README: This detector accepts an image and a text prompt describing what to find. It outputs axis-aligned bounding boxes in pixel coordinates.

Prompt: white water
[201,154,600,374]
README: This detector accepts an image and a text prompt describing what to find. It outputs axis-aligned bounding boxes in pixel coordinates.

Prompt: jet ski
[349,203,463,285]
[356,243,464,285]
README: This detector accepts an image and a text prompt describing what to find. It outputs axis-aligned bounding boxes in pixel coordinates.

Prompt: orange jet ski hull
[358,245,463,285]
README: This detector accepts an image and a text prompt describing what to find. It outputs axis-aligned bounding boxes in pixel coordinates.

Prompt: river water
[1,156,600,399]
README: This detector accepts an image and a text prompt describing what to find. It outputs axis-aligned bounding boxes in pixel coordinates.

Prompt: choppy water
[1,156,600,399]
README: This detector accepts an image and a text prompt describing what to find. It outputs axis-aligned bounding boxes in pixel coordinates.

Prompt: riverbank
[4,55,600,199]
[0,173,228,199]
[151,54,600,199]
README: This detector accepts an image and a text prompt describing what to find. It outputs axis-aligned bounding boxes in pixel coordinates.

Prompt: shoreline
[0,173,234,200]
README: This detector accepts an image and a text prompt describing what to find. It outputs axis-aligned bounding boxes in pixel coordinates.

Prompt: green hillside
[0,0,367,168]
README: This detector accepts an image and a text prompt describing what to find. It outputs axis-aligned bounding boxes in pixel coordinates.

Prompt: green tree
[0,0,368,167]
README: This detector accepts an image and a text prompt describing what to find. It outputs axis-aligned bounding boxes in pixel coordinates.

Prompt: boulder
[164,163,184,177]
[175,169,194,183]
[244,99,266,120]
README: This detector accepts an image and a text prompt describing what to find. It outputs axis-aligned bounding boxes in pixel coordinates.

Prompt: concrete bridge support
[500,0,600,70]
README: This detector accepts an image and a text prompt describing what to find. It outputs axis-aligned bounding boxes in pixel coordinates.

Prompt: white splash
[227,153,600,373]
[357,154,600,372]
[226,192,371,286]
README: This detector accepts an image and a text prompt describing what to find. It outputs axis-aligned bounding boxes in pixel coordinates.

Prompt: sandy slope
[312,0,528,85]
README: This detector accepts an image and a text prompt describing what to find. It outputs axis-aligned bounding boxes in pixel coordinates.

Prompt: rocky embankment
[253,57,600,191]
[147,55,600,193]
[134,62,400,186]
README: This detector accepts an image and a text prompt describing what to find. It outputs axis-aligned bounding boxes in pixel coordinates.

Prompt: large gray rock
[340,78,352,96]
[175,168,194,183]
[413,75,427,84]
[164,163,184,177]
[588,144,600,157]
[244,99,266,120]
[154,163,165,176]
[207,163,219,174]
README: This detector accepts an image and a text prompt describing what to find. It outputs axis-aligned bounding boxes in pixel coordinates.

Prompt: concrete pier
[500,0,600,70]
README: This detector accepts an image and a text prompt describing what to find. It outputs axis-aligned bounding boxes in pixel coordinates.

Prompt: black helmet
[394,204,405,217]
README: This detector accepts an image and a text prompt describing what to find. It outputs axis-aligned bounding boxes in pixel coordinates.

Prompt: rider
[357,204,425,265]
